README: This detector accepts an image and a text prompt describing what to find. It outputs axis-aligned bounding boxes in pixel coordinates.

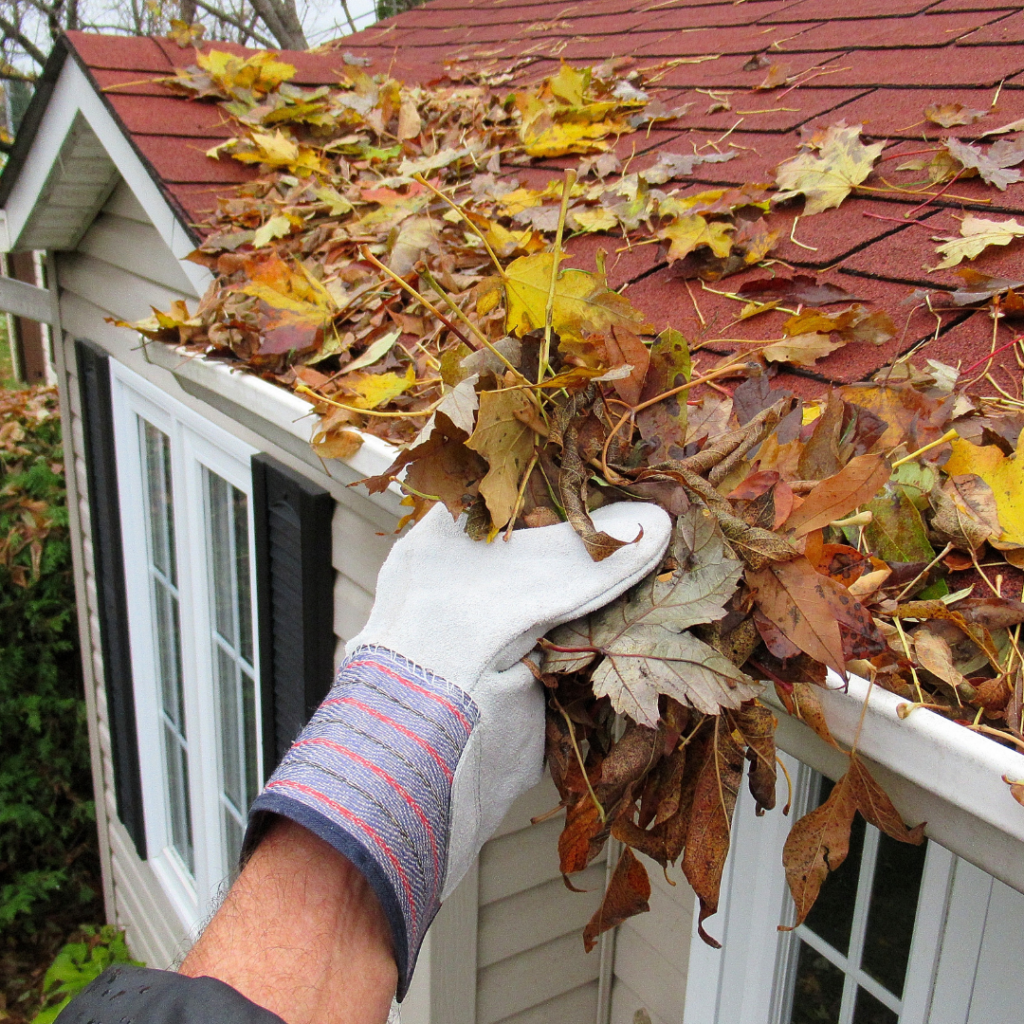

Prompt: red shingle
[761,0,941,21]
[928,0,1024,11]
[842,205,1024,288]
[958,10,1024,44]
[89,68,177,96]
[65,31,172,72]
[673,86,871,135]
[644,0,809,30]
[814,45,1024,87]
[106,94,236,138]
[822,87,1018,138]
[132,134,257,184]
[632,22,823,58]
[780,12,1002,51]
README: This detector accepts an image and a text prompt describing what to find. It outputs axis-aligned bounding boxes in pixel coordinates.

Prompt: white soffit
[3,57,212,298]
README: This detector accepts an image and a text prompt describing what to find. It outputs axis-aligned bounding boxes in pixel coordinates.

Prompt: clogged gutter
[119,46,1024,947]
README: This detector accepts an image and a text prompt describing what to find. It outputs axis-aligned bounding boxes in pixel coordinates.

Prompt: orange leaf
[582,847,651,952]
[784,453,891,538]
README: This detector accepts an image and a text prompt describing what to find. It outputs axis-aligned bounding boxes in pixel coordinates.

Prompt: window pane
[206,467,258,871]
[803,779,866,956]
[790,940,845,1024]
[164,724,194,874]
[207,472,235,646]
[141,419,193,875]
[217,647,242,811]
[233,486,253,666]
[853,987,899,1024]
[143,421,176,582]
[861,831,928,997]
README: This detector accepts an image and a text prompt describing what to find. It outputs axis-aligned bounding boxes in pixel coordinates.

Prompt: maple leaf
[774,124,884,215]
[639,150,738,185]
[501,252,652,345]
[657,215,734,263]
[931,213,1024,269]
[924,102,987,128]
[167,19,205,47]
[761,333,843,366]
[339,366,416,410]
[217,128,327,176]
[945,135,1024,190]
[465,389,536,530]
[944,434,1024,548]
[196,49,296,99]
[544,509,757,725]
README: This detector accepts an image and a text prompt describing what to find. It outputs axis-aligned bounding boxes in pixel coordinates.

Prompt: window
[683,756,959,1024]
[777,776,929,1024]
[111,362,260,927]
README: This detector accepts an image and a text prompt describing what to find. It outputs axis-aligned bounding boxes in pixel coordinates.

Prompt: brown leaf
[582,847,651,952]
[731,703,778,814]
[785,454,891,537]
[559,796,607,875]
[781,680,839,748]
[782,766,858,928]
[796,391,845,480]
[605,326,652,407]
[683,717,745,947]
[749,556,847,677]
[925,102,987,128]
[737,275,863,306]
[466,389,537,529]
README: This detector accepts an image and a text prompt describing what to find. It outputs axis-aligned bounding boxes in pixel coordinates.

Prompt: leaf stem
[412,173,508,279]
[540,168,577,384]
[504,450,540,541]
[556,700,606,824]
[889,428,958,468]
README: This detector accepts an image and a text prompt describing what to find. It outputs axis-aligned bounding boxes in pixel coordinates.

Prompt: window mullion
[839,825,882,1024]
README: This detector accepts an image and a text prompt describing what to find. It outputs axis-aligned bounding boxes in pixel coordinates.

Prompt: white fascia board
[4,59,212,299]
[145,341,404,516]
[766,673,1024,893]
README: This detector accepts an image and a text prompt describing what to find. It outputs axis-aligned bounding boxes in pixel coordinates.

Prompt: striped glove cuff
[244,646,480,998]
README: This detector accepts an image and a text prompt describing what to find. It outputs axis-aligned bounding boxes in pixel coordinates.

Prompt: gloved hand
[245,501,671,998]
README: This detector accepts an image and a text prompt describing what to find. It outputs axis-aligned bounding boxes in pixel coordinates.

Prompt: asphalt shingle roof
[59,0,1024,392]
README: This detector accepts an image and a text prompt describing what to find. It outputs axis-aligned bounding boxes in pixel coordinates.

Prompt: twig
[556,700,606,824]
[541,169,577,384]
[895,542,955,601]
[963,333,1024,376]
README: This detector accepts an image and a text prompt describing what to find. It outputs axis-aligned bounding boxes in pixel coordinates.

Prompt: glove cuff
[244,646,479,999]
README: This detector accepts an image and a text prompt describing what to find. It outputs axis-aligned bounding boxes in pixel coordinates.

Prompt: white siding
[609,856,694,1024]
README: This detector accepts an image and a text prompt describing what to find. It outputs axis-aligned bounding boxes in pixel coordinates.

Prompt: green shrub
[0,386,97,938]
[375,0,426,20]
[29,925,142,1024]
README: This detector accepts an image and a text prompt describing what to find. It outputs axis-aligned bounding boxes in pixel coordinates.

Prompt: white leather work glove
[245,501,671,998]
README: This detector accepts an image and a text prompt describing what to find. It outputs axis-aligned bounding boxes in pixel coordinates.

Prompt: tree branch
[249,0,307,49]
[0,14,48,66]
[338,0,358,34]
[192,0,275,47]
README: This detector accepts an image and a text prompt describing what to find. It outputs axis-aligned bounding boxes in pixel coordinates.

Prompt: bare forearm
[180,819,397,1024]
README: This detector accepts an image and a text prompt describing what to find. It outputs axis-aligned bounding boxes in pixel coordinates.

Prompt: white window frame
[110,359,261,931]
[683,754,991,1024]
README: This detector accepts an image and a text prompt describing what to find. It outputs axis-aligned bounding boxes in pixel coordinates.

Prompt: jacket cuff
[244,645,479,999]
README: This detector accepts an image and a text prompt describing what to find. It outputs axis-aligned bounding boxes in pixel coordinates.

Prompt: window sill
[764,674,1024,893]
[145,343,403,516]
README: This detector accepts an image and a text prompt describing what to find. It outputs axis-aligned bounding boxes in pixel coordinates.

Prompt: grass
[0,317,20,389]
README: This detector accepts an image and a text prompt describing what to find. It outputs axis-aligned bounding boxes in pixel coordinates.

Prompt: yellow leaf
[241,255,335,316]
[775,124,884,216]
[340,365,416,410]
[657,215,734,262]
[503,252,652,344]
[547,64,590,106]
[167,18,204,47]
[196,49,296,97]
[570,206,619,233]
[762,333,844,366]
[522,119,618,158]
[465,389,536,529]
[253,214,294,248]
[931,213,1024,270]
[944,435,1024,547]
[228,129,327,176]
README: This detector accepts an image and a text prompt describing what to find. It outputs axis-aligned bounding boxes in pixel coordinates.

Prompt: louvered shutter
[251,455,335,775]
[75,339,147,858]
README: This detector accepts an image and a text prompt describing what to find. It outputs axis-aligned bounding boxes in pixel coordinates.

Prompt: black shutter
[75,340,147,858]
[251,455,336,776]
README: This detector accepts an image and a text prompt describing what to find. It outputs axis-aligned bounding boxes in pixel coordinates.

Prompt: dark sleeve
[55,965,287,1024]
